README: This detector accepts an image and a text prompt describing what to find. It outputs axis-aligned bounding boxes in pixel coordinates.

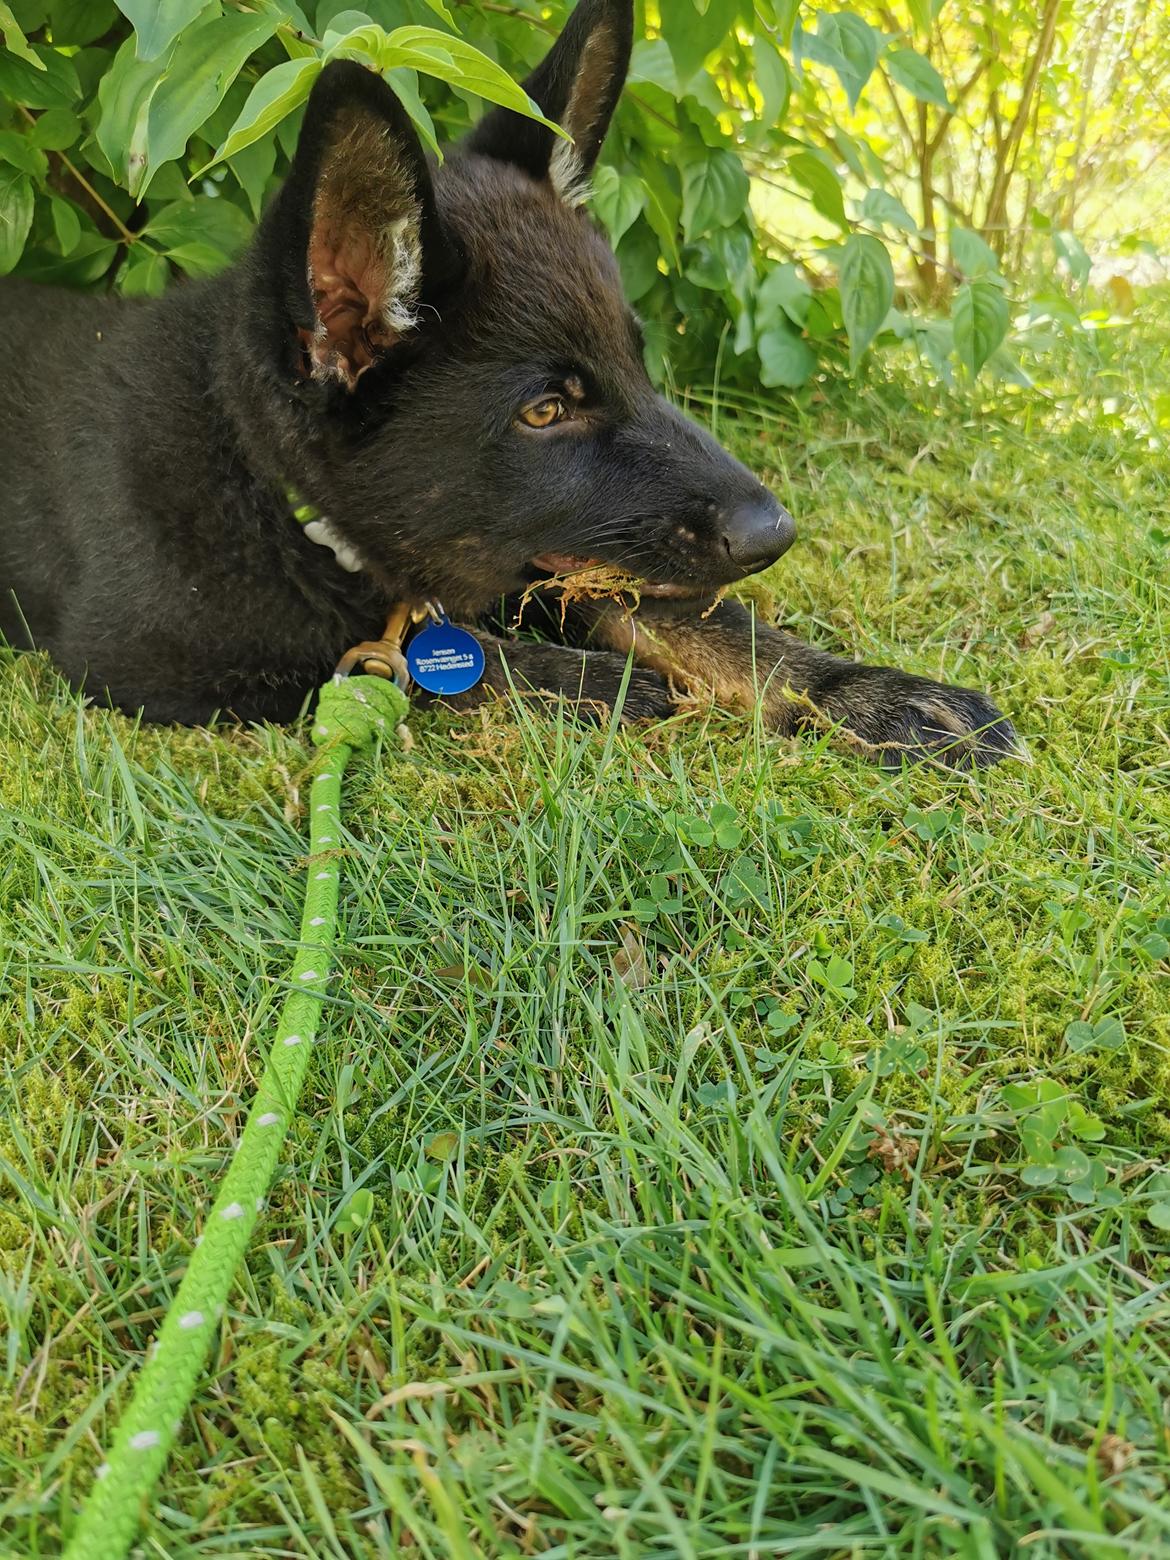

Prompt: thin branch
[20,105,142,247]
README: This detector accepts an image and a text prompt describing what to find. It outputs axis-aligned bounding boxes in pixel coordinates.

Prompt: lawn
[2,303,1168,1558]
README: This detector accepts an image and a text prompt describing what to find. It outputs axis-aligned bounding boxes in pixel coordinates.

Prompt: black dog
[0,0,1014,765]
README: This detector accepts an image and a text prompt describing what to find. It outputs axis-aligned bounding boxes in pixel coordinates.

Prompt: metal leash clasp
[334,603,413,689]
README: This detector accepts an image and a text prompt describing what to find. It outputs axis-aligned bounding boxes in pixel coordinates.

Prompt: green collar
[288,489,320,526]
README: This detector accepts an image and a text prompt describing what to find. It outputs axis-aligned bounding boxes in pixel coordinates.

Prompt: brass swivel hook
[333,603,413,688]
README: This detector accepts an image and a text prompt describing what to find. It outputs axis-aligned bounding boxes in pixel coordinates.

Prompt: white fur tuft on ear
[549,138,592,207]
[382,214,423,333]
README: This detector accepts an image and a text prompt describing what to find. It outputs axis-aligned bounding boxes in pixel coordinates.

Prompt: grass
[2,302,1169,1559]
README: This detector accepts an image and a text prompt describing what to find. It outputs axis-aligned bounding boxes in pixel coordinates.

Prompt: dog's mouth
[528,553,701,600]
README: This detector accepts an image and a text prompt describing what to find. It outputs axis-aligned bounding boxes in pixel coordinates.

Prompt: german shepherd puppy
[0,0,1014,766]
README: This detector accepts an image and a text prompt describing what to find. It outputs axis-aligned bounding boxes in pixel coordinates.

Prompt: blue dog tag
[406,615,485,695]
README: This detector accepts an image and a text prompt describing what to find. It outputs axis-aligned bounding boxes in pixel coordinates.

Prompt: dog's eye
[520,397,567,429]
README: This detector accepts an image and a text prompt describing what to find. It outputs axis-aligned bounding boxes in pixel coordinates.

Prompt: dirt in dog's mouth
[529,553,700,600]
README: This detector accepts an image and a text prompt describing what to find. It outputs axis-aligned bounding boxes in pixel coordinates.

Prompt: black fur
[0,0,1015,764]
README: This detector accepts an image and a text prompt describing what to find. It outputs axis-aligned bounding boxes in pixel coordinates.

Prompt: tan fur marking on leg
[911,698,971,737]
[589,607,799,722]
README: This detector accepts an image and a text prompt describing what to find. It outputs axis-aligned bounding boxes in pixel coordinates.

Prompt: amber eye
[520,397,567,429]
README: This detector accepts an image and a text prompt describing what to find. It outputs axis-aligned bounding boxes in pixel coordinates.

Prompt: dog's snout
[720,496,796,572]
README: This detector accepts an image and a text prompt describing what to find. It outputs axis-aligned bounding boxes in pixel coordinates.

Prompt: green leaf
[0,0,45,67]
[628,38,679,97]
[910,317,954,383]
[1069,1103,1106,1142]
[47,0,118,47]
[114,0,206,60]
[788,150,846,230]
[1064,1016,1126,1054]
[323,14,390,64]
[839,233,894,370]
[767,1008,801,1035]
[710,802,741,838]
[0,130,48,177]
[803,12,878,110]
[425,1131,460,1161]
[679,146,749,238]
[753,37,790,130]
[95,33,164,190]
[386,27,562,130]
[860,186,918,233]
[949,226,1000,279]
[638,153,681,270]
[49,194,81,254]
[1053,1145,1091,1183]
[28,106,81,150]
[591,164,645,246]
[615,221,661,303]
[335,1186,376,1233]
[163,240,237,276]
[685,226,751,294]
[145,194,253,264]
[1053,228,1091,288]
[386,66,438,157]
[769,0,800,46]
[0,167,34,274]
[906,0,932,33]
[142,9,281,193]
[1146,1201,1170,1232]
[824,954,854,988]
[0,44,81,108]
[885,47,951,110]
[756,262,812,329]
[807,953,856,998]
[418,0,455,25]
[118,245,170,296]
[17,228,117,286]
[952,279,1010,376]
[207,56,321,170]
[657,0,739,90]
[320,8,376,41]
[227,130,277,219]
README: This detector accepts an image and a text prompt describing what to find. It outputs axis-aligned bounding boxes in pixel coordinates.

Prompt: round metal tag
[406,620,485,695]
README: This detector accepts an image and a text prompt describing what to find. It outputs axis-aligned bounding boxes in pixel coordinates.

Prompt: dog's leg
[417,629,673,723]
[572,595,1016,767]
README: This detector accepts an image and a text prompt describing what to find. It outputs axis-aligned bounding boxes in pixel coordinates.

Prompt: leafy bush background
[1,0,1166,391]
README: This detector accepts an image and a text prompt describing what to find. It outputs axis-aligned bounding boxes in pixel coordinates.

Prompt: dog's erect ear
[266,60,461,390]
[463,0,632,205]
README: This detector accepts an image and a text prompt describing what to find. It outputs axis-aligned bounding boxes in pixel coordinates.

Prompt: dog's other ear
[463,0,632,205]
[265,60,461,390]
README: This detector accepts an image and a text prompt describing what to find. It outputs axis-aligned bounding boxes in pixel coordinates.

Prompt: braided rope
[63,675,410,1560]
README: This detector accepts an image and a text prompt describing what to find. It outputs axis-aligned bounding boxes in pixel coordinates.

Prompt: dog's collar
[287,489,446,651]
[286,487,365,573]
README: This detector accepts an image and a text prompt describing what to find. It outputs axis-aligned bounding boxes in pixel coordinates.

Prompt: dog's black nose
[721,497,796,571]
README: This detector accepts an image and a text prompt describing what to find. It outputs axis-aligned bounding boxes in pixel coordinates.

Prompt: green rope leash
[63,674,410,1560]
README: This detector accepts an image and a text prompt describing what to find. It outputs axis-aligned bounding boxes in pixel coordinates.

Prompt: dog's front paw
[505,647,675,724]
[591,662,676,723]
[824,668,1018,769]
